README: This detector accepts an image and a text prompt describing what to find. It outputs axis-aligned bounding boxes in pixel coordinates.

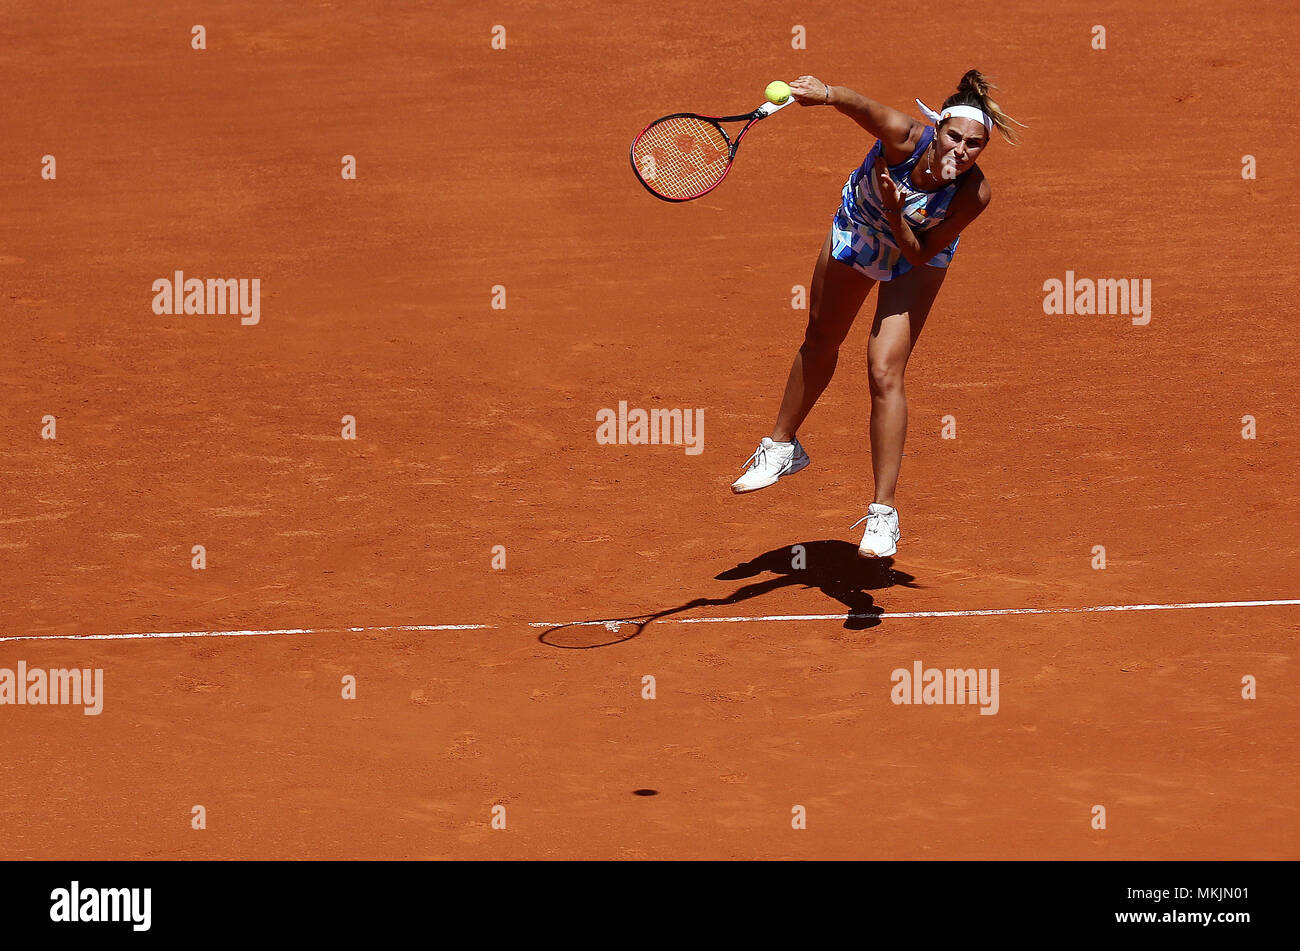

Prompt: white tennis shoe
[852,502,900,558]
[730,436,810,493]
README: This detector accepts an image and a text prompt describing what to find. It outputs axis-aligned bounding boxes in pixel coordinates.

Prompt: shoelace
[850,510,892,535]
[739,443,768,473]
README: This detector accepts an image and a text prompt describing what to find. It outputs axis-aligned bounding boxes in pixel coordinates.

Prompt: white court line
[528,598,1300,629]
[347,624,494,633]
[0,623,493,644]
[0,600,1295,644]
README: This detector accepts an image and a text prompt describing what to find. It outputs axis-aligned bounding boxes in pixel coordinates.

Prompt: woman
[732,69,1022,558]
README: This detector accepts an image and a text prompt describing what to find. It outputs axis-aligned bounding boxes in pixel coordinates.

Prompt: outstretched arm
[789,75,916,153]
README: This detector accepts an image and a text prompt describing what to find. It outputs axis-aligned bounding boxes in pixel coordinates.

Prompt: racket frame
[629,97,794,202]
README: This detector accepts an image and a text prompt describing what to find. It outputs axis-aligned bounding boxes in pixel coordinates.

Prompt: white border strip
[0,599,1294,644]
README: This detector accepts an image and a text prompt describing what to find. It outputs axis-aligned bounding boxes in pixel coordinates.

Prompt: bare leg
[867,264,948,507]
[770,232,876,442]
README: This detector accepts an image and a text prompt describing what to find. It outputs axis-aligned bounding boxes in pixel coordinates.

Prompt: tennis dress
[830,125,973,281]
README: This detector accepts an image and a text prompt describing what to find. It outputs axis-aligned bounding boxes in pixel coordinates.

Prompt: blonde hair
[942,69,1025,146]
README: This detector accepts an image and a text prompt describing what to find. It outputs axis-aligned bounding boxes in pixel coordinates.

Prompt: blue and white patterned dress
[829,124,973,281]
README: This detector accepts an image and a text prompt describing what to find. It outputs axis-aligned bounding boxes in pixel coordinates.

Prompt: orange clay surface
[1,1,1297,859]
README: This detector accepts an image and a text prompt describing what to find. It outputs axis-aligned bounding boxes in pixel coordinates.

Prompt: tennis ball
[765,80,791,104]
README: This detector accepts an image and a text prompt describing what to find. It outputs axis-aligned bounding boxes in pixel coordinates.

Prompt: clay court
[2,0,1296,859]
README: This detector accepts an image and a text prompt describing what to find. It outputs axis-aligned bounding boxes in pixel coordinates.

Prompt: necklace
[922,143,940,186]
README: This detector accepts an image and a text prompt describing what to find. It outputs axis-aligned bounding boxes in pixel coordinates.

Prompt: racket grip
[757,99,795,117]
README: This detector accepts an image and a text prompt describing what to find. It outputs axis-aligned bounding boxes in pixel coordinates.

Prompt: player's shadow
[539,540,918,649]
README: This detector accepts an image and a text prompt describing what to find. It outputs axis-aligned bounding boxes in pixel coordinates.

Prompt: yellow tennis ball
[765,80,791,104]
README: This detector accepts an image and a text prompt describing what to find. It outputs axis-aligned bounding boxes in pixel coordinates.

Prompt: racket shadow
[538,540,917,649]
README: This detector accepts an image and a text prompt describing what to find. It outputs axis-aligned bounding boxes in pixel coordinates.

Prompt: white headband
[916,98,993,133]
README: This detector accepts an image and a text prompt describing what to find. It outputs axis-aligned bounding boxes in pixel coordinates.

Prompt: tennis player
[732,70,1021,557]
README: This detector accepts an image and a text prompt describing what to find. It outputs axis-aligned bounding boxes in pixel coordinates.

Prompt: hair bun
[941,69,1026,146]
[957,68,990,98]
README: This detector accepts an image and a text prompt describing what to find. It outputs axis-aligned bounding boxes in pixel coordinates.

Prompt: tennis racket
[629,97,795,202]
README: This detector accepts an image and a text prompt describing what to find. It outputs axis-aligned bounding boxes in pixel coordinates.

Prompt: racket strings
[633,116,732,200]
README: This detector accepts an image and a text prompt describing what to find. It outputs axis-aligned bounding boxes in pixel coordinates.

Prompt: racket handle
[757,98,796,117]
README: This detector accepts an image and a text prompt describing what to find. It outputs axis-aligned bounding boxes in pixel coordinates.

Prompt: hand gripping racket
[629,97,795,202]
